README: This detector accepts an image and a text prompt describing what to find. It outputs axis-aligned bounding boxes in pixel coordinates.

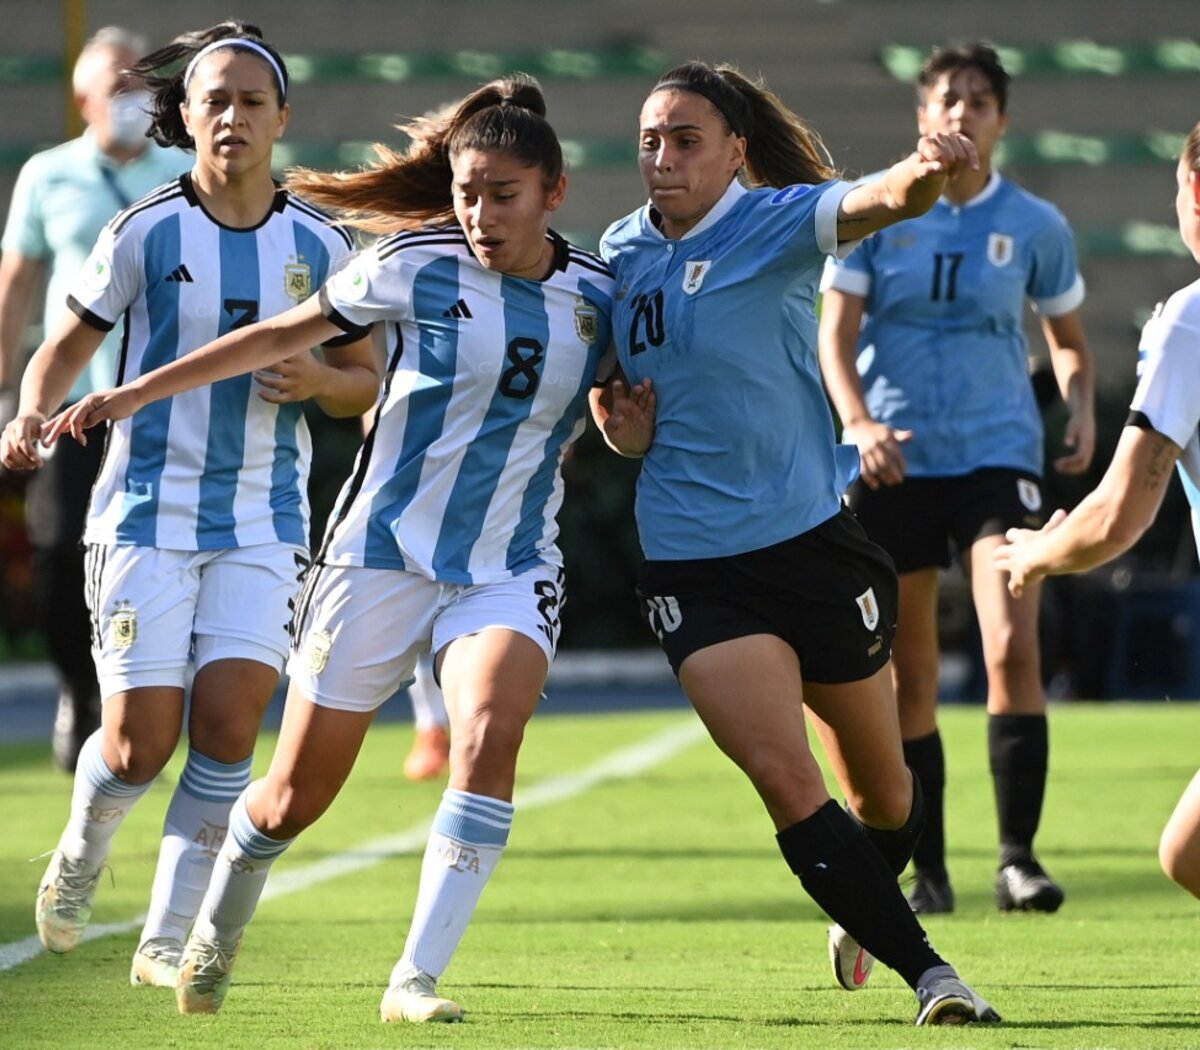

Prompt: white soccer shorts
[287,562,565,712]
[84,542,309,698]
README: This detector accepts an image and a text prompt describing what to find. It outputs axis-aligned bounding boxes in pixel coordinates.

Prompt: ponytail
[650,62,836,189]
[286,73,563,234]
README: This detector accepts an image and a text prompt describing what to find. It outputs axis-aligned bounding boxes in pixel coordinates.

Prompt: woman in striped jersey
[47,74,654,1022]
[3,21,378,990]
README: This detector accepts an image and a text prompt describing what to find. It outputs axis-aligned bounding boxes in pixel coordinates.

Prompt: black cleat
[907,868,956,915]
[995,858,1065,913]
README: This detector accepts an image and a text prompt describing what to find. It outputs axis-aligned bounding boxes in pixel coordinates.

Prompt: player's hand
[994,508,1068,597]
[912,132,978,181]
[603,377,656,457]
[254,350,323,404]
[1,411,48,470]
[1053,406,1096,475]
[843,418,912,489]
[42,387,143,447]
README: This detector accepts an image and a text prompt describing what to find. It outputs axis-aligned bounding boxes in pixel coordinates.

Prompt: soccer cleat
[403,727,451,782]
[907,868,956,915]
[827,923,874,991]
[35,852,102,953]
[130,936,184,988]
[915,974,1002,1026]
[995,858,1065,913]
[176,930,240,1015]
[380,968,464,1023]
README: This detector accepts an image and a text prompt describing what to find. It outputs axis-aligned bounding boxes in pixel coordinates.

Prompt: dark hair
[1185,121,1200,174]
[917,42,1010,114]
[649,62,835,188]
[286,74,563,233]
[132,21,289,151]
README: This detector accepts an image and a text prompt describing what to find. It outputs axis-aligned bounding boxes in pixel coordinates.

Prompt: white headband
[182,38,286,98]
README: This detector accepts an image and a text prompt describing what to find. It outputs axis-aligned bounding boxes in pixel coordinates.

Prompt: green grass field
[2,703,1198,1049]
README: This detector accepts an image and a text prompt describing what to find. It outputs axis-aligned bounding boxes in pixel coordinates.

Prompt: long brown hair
[649,62,836,189]
[1185,120,1200,175]
[286,74,563,233]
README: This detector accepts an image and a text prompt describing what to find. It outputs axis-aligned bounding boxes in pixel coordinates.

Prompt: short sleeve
[320,246,409,337]
[65,222,142,333]
[1028,210,1085,317]
[1129,289,1200,450]
[1,155,49,258]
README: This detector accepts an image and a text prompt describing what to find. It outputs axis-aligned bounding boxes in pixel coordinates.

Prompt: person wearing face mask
[0,26,189,772]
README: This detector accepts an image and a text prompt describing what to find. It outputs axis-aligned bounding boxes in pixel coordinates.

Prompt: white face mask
[108,90,152,148]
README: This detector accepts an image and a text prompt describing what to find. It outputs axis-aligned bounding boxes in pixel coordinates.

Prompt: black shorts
[636,506,898,684]
[846,467,1045,575]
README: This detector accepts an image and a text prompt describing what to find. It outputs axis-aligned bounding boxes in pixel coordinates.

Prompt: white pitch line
[0,718,706,973]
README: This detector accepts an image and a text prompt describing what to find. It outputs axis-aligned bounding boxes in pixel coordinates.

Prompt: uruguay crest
[284,257,312,301]
[682,259,712,294]
[987,233,1015,267]
[1017,478,1043,513]
[855,588,880,631]
[574,298,599,345]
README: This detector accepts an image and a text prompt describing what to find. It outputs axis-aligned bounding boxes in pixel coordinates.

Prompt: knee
[453,704,527,775]
[252,778,327,839]
[848,770,916,831]
[103,724,176,784]
[1159,829,1200,897]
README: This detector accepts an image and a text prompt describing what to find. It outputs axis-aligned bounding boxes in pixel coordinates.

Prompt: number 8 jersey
[67,173,357,550]
[315,225,614,584]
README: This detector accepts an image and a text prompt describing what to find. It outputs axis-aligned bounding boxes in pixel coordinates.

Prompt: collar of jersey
[939,170,1003,209]
[646,178,748,242]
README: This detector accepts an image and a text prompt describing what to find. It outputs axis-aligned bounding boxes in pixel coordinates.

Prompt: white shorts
[287,562,565,713]
[84,542,310,698]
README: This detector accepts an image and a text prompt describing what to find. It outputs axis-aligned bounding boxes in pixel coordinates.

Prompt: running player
[819,43,1095,916]
[1,21,378,988]
[593,60,998,1026]
[48,73,652,1022]
[995,119,1200,907]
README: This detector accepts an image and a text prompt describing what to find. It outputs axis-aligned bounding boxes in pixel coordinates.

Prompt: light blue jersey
[317,226,614,584]
[822,173,1084,477]
[67,174,356,550]
[601,178,860,561]
[1,131,189,401]
[1130,277,1200,554]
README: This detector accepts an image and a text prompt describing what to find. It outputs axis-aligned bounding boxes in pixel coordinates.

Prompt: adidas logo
[165,264,194,283]
[442,298,472,319]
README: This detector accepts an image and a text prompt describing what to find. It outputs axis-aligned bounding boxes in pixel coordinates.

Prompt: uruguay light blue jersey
[601,178,861,561]
[317,226,614,584]
[822,173,1084,477]
[1130,278,1200,553]
[67,174,355,550]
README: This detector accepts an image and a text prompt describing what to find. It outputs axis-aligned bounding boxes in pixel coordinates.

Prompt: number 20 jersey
[316,226,614,584]
[67,173,356,550]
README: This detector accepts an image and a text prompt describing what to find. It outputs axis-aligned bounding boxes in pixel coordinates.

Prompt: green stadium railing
[882,40,1200,80]
[0,44,669,85]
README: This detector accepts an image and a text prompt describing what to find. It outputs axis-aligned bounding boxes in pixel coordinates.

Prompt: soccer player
[995,119,1200,905]
[819,43,1095,916]
[592,60,998,1026]
[1,21,378,989]
[47,73,652,1022]
[0,27,189,771]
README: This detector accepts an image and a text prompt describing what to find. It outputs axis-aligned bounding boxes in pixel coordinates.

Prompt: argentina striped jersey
[67,173,356,550]
[316,225,614,583]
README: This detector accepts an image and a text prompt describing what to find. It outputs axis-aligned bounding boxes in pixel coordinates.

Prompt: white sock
[57,730,154,868]
[395,788,513,982]
[409,657,448,731]
[192,791,293,948]
[138,748,253,946]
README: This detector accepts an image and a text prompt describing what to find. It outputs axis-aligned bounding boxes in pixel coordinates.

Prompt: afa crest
[305,629,333,675]
[110,601,137,650]
[574,298,599,345]
[284,258,312,301]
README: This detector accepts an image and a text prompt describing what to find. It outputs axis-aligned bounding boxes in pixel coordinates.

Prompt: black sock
[903,732,946,875]
[776,800,946,989]
[847,771,925,877]
[988,713,1048,867]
